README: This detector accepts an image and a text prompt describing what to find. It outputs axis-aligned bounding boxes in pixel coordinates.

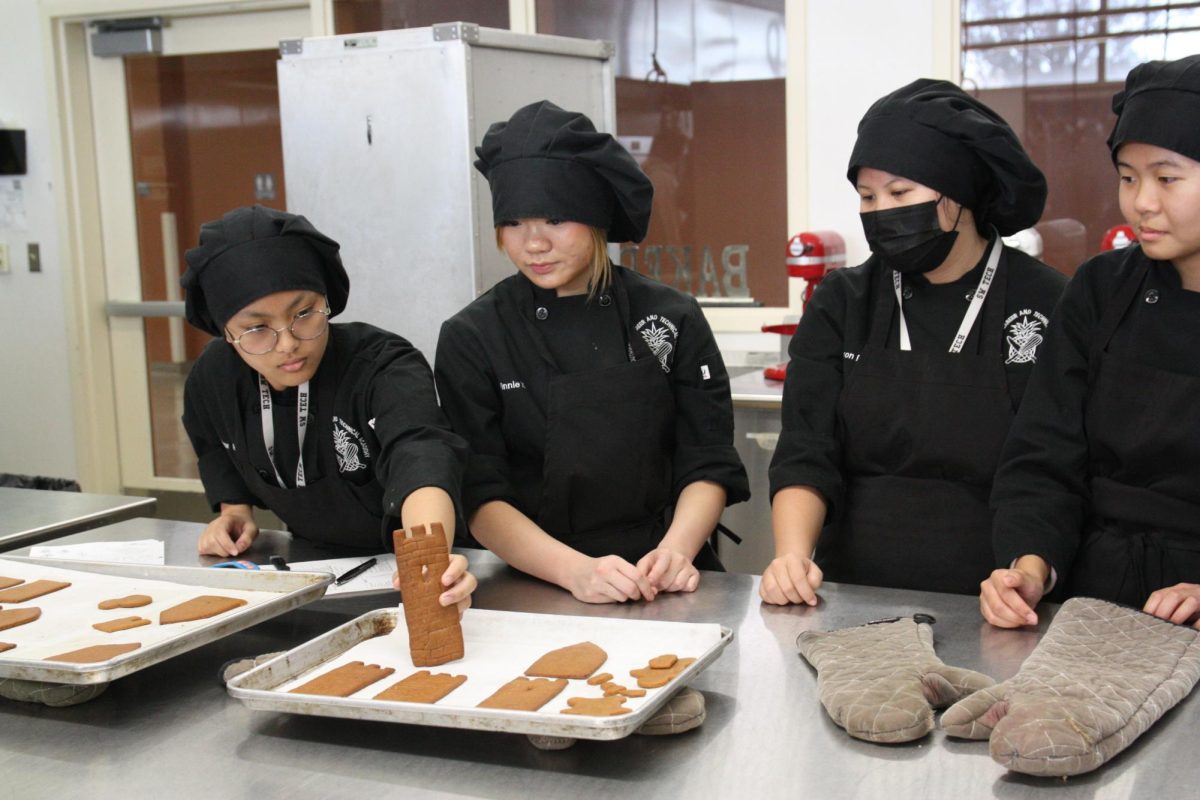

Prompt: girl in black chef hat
[762,80,1067,604]
[180,206,475,613]
[983,55,1200,629]
[436,101,749,605]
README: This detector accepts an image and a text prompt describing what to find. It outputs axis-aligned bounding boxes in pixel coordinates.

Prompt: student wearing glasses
[180,206,475,612]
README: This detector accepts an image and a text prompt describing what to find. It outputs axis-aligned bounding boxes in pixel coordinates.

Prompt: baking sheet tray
[227,607,733,740]
[0,556,332,684]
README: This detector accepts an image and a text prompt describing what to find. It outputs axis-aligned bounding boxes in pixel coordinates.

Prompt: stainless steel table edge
[0,489,157,551]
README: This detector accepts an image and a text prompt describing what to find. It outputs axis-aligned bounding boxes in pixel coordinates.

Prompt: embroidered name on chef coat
[1003,310,1049,364]
[499,380,526,391]
[332,415,370,473]
[635,314,679,373]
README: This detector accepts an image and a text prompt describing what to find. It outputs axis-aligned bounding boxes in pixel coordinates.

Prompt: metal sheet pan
[227,608,733,740]
[0,556,332,684]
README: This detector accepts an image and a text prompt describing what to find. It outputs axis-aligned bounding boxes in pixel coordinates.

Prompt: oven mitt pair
[799,598,1200,777]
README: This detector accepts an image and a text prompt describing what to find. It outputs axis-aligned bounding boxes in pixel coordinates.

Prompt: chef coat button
[258,470,271,481]
[1144,289,1160,304]
[902,287,913,301]
[535,306,548,320]
[599,294,612,307]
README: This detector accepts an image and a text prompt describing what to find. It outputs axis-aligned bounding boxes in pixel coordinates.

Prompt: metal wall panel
[278,25,614,362]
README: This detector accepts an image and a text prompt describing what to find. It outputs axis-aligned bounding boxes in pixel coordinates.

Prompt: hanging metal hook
[645,0,668,83]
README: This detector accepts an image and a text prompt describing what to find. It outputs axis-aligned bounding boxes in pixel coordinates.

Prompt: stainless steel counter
[0,487,156,551]
[729,369,784,408]
[3,518,1195,799]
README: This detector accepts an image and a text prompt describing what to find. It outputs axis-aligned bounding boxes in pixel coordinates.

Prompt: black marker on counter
[334,557,377,586]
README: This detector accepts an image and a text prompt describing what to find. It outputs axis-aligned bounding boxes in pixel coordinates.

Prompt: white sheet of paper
[270,553,394,596]
[28,539,166,565]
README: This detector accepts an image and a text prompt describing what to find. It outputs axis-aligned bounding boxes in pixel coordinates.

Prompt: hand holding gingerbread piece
[394,523,465,667]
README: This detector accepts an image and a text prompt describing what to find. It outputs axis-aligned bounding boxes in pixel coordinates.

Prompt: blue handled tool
[210,559,260,570]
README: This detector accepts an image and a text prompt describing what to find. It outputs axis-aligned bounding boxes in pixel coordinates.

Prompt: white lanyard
[892,234,1001,353]
[259,374,309,489]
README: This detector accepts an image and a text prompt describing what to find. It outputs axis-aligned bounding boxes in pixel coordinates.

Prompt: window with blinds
[960,1,1200,274]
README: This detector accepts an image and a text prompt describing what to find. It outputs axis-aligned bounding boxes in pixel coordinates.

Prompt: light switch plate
[27,242,40,272]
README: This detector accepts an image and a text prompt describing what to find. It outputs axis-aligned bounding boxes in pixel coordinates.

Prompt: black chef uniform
[440,99,748,569]
[180,205,466,551]
[769,80,1066,595]
[993,249,1200,603]
[436,265,749,568]
[184,322,466,550]
[993,54,1200,605]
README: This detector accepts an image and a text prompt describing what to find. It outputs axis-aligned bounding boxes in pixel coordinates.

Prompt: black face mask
[860,200,958,275]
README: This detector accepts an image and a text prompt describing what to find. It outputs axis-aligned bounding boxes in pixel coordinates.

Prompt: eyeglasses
[226,306,331,355]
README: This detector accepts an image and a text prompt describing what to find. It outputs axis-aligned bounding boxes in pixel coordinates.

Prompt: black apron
[821,251,1012,594]
[504,277,723,570]
[1067,259,1200,604]
[233,371,384,551]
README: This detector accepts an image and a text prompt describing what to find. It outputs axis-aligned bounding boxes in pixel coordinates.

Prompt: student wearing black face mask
[761,80,1067,603]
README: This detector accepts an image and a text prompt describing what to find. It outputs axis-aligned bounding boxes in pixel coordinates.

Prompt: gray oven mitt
[942,596,1200,777]
[798,615,994,743]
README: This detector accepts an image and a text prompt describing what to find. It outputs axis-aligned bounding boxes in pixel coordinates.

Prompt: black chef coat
[770,246,1066,509]
[768,245,1066,591]
[434,266,750,546]
[183,322,467,550]
[992,246,1200,596]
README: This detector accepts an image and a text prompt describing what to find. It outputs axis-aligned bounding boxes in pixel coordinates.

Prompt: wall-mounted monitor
[0,130,27,175]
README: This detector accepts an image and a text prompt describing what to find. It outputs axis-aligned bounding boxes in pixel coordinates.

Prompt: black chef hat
[474,100,654,243]
[181,206,349,336]
[847,79,1047,236]
[1109,54,1200,165]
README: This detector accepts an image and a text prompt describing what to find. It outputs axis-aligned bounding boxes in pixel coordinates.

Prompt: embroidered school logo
[634,314,679,373]
[332,415,370,473]
[1004,310,1049,364]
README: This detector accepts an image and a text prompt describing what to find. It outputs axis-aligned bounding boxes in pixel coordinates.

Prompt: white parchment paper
[275,608,725,715]
[0,558,280,661]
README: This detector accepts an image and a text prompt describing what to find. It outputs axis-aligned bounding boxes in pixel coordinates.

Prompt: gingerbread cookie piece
[159,595,247,625]
[561,695,632,717]
[0,580,70,603]
[649,654,678,669]
[46,643,141,663]
[290,661,396,697]
[0,643,14,653]
[393,523,464,667]
[0,607,41,632]
[630,656,697,688]
[587,672,614,686]
[0,576,24,590]
[98,594,152,610]
[524,641,607,680]
[374,670,467,704]
[93,616,152,633]
[478,677,568,711]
